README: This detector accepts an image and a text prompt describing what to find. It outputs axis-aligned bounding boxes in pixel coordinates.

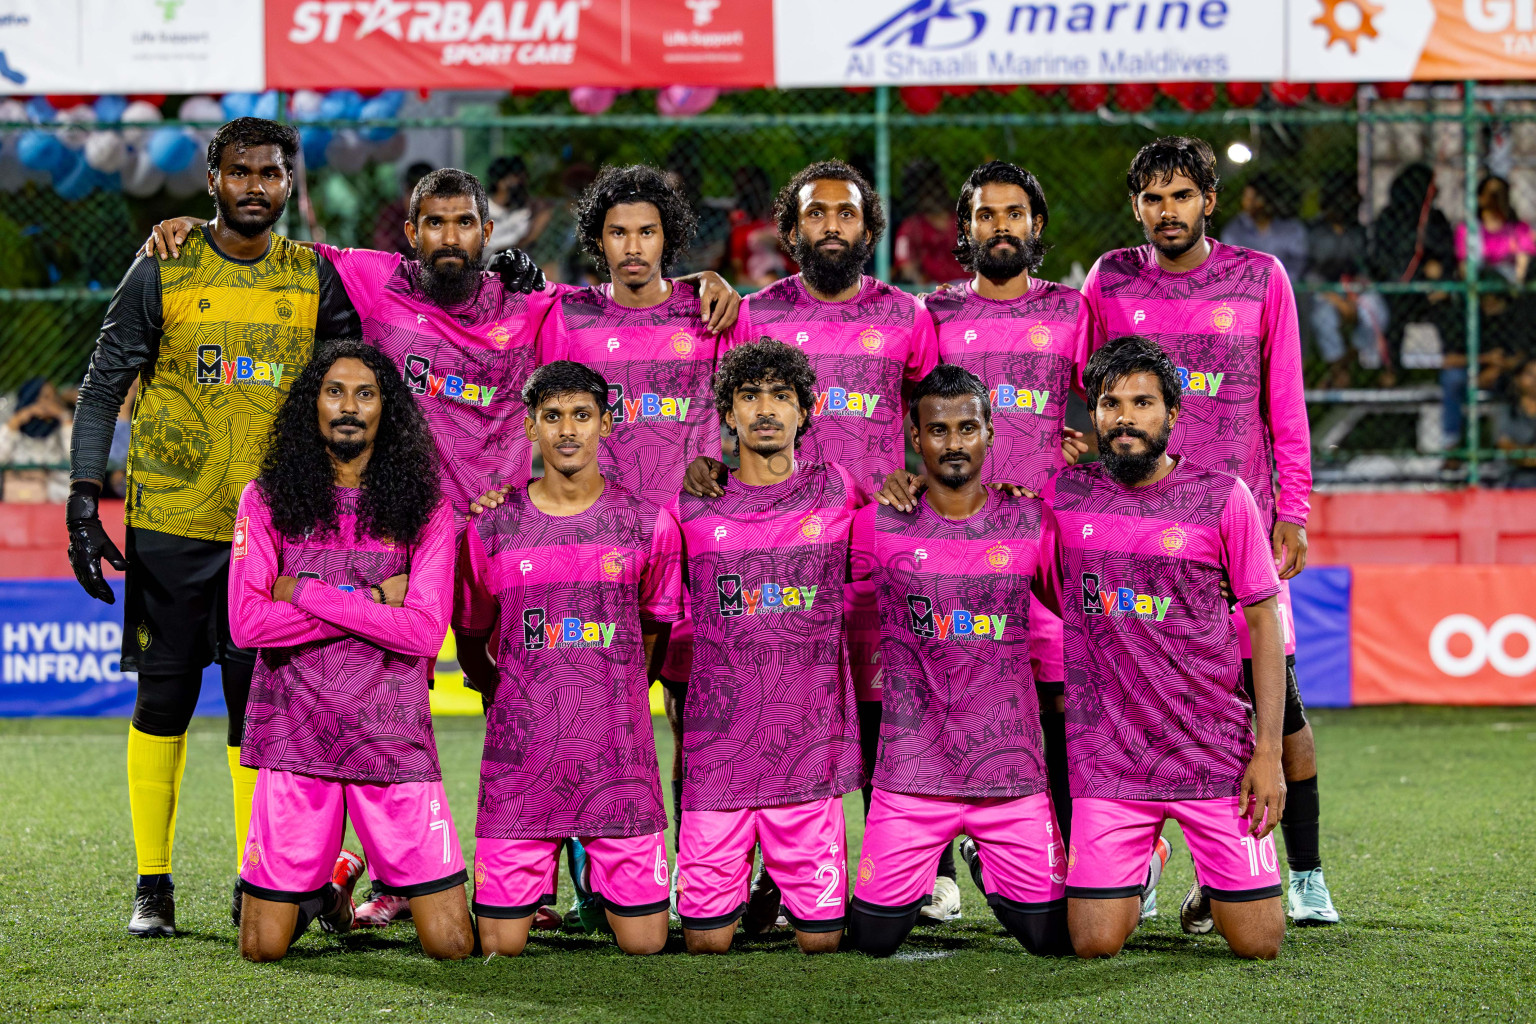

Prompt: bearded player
[848,365,1071,958]
[229,340,471,962]
[457,361,684,956]
[674,339,864,954]
[684,161,942,923]
[69,118,364,936]
[1042,336,1287,961]
[1081,137,1337,928]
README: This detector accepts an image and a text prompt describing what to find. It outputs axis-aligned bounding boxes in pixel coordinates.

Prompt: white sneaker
[1288,867,1341,925]
[918,875,963,922]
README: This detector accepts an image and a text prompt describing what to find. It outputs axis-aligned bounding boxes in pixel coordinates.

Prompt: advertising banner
[1288,0,1536,82]
[772,0,1285,88]
[265,0,774,91]
[1351,565,1536,705]
[1290,566,1353,709]
[0,0,263,95]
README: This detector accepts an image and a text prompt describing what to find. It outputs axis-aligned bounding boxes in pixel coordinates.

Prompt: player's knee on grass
[847,901,921,957]
[477,914,534,957]
[410,887,474,960]
[238,893,313,963]
[992,900,1073,958]
[1211,896,1285,960]
[795,927,842,955]
[1067,896,1139,959]
[684,925,735,954]
[609,910,668,955]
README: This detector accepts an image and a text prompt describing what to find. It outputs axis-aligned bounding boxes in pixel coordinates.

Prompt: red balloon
[129,94,167,107]
[46,93,96,107]
[843,85,873,94]
[1114,82,1156,112]
[1066,83,1109,111]
[942,84,979,98]
[899,86,944,115]
[987,83,1018,95]
[1269,81,1311,106]
[1029,83,1062,97]
[1375,81,1411,100]
[1315,82,1356,105]
[1225,82,1264,107]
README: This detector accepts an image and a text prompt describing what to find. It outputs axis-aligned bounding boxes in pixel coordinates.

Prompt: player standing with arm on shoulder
[675,340,864,954]
[456,361,684,956]
[847,365,1071,958]
[1081,137,1335,929]
[1043,336,1286,961]
[228,341,471,962]
[68,118,362,936]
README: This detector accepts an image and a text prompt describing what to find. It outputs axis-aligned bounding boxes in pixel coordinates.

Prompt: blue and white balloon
[83,131,128,173]
[121,145,167,198]
[147,126,197,174]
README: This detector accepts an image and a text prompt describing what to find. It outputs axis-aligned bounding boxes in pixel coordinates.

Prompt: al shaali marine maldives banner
[0,0,264,95]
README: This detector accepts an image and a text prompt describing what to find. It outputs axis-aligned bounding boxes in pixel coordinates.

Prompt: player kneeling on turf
[457,361,684,957]
[229,340,473,962]
[1041,336,1287,961]
[847,365,1072,958]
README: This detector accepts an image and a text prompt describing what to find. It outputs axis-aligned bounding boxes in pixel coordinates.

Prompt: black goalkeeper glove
[66,481,127,604]
[488,248,545,294]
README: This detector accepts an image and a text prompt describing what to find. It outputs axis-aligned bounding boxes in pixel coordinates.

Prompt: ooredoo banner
[1350,565,1536,705]
[264,0,775,90]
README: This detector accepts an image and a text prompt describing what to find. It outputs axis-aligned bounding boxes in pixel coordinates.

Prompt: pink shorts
[854,790,1065,912]
[678,796,847,932]
[1066,797,1282,903]
[472,833,670,919]
[1235,576,1296,658]
[240,769,466,902]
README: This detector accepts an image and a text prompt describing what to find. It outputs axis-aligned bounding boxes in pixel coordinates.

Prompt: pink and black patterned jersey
[924,279,1090,492]
[539,282,723,508]
[674,461,864,811]
[229,483,455,784]
[316,245,563,516]
[727,275,938,497]
[850,491,1048,799]
[456,482,684,840]
[1039,460,1281,801]
[1081,241,1312,529]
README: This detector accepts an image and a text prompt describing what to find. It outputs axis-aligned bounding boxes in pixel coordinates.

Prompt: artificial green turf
[0,706,1531,1023]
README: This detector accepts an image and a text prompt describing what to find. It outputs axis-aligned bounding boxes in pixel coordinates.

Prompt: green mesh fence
[4,82,1536,486]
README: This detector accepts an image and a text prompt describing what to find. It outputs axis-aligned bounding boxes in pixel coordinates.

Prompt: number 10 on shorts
[1240,833,1278,877]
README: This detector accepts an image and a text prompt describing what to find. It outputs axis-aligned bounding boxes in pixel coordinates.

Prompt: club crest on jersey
[607,383,692,423]
[486,323,512,350]
[799,514,823,539]
[600,549,625,579]
[813,386,881,418]
[1028,325,1051,350]
[671,329,697,356]
[858,328,884,353]
[1175,365,1224,396]
[1159,526,1187,554]
[403,353,498,407]
[716,574,819,617]
[907,595,1009,640]
[1080,572,1171,622]
[986,543,1012,570]
[521,607,618,650]
[990,383,1051,415]
[195,344,285,388]
[1212,305,1236,333]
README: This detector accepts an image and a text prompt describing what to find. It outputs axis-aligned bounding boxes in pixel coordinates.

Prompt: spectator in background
[1442,270,1535,447]
[1222,171,1308,283]
[1307,173,1389,387]
[486,155,552,255]
[1495,356,1536,487]
[1456,175,1534,286]
[372,162,433,255]
[1370,163,1458,389]
[728,165,793,288]
[0,377,73,502]
[894,159,966,285]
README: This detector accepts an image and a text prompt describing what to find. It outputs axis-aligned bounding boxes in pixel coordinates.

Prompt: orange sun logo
[1313,0,1382,54]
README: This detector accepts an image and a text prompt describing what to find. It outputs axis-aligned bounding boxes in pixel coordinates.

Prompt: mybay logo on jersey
[715,574,820,617]
[286,0,583,68]
[1175,365,1224,396]
[403,353,499,407]
[521,607,618,650]
[813,386,882,417]
[990,383,1052,415]
[195,345,286,388]
[608,384,692,423]
[1081,572,1172,621]
[906,594,1009,640]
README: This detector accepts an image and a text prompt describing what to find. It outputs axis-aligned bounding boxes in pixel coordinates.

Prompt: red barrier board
[1351,565,1536,706]
[266,0,775,91]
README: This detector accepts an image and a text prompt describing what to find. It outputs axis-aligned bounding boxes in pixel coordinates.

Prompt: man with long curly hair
[226,340,472,962]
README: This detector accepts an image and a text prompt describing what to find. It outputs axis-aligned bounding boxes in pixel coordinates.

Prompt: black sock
[1282,775,1321,872]
[137,873,173,891]
[936,841,956,881]
[671,779,683,853]
[1040,707,1072,850]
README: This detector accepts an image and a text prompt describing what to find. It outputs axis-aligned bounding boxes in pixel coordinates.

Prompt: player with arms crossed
[1082,137,1337,928]
[1042,336,1287,961]
[848,365,1071,958]
[674,340,864,954]
[457,361,684,956]
[68,118,364,935]
[684,161,941,922]
[228,340,472,962]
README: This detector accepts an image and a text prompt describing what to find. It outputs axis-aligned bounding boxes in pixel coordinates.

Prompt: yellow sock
[126,726,187,876]
[227,746,259,872]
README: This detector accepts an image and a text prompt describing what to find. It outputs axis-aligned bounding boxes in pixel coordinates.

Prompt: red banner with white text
[265,0,775,91]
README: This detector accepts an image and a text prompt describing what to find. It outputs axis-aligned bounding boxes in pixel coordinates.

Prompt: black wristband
[370,584,385,604]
